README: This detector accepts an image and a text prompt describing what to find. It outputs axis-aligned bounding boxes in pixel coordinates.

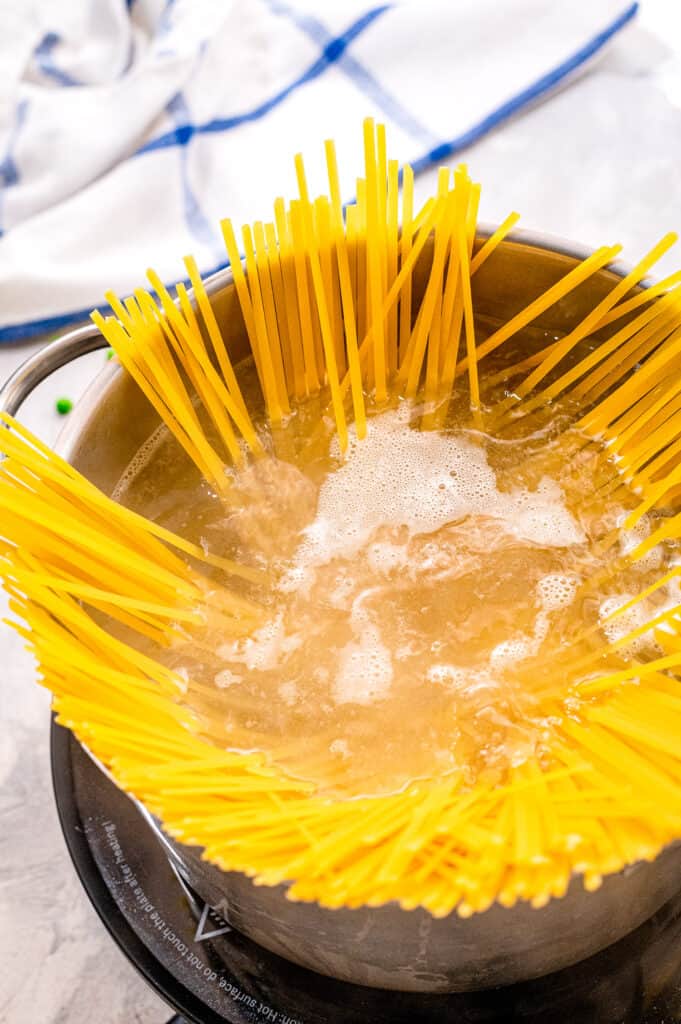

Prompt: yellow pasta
[2,118,681,922]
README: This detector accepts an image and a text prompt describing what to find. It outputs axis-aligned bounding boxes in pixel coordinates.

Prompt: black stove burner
[51,721,681,1024]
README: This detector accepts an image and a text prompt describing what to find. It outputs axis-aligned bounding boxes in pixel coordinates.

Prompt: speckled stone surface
[2,9,681,1022]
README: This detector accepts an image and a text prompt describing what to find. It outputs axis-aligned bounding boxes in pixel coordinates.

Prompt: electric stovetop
[52,721,681,1024]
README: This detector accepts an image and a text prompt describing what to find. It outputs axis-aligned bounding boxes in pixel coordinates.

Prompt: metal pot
[3,228,681,994]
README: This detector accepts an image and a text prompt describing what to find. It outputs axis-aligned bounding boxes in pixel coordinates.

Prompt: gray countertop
[2,11,681,1022]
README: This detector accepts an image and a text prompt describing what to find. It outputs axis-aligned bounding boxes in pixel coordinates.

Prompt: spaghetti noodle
[2,120,681,918]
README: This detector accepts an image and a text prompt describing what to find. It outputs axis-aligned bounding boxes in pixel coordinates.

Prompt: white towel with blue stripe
[0,0,637,342]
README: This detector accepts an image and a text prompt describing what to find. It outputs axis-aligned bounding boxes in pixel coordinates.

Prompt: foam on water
[536,572,580,612]
[278,681,299,705]
[288,408,585,579]
[271,411,589,708]
[599,594,658,658]
[217,613,302,672]
[599,572,681,658]
[333,586,393,705]
[618,514,664,572]
[214,668,242,689]
[333,625,393,705]
[430,573,581,687]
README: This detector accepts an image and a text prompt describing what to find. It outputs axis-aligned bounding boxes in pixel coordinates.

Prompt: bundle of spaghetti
[475,253,681,533]
[6,508,681,915]
[96,119,665,469]
[96,121,523,460]
[484,267,681,389]
[4,118,681,918]
[92,269,264,494]
[0,414,265,644]
[110,697,681,918]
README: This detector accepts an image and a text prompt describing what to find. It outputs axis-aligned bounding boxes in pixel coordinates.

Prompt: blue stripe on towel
[135,5,390,157]
[166,91,221,251]
[410,2,639,176]
[34,33,82,88]
[266,0,437,148]
[0,99,30,238]
[0,3,638,343]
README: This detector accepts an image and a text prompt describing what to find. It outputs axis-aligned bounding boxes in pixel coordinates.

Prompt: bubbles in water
[599,594,662,658]
[328,570,359,609]
[490,637,537,666]
[366,540,409,575]
[618,514,663,572]
[427,663,463,686]
[278,681,299,706]
[333,624,393,705]
[217,613,301,672]
[290,409,585,575]
[536,573,580,612]
[214,668,242,689]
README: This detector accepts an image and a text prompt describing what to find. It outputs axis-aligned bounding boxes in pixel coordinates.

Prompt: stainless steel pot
[3,228,681,994]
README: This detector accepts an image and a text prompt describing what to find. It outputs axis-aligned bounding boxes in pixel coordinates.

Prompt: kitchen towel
[0,0,637,340]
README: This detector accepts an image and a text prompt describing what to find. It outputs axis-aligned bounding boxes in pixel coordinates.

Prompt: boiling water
[114,360,674,797]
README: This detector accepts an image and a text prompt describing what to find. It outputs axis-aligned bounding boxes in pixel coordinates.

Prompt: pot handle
[0,323,109,417]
